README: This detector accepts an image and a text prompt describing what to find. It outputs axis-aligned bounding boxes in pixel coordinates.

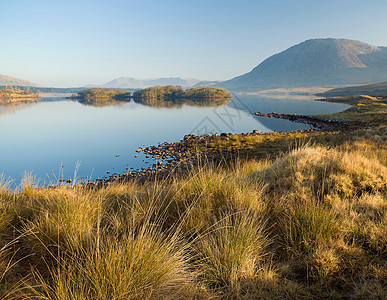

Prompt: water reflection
[228,94,350,132]
[132,97,231,108]
[78,98,131,107]
[76,96,231,108]
[0,102,37,117]
[0,94,348,186]
[230,94,349,115]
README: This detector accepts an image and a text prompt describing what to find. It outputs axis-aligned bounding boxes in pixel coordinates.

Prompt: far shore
[0,87,39,104]
[38,92,74,98]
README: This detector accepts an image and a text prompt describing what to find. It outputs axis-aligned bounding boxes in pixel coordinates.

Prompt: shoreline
[0,87,39,104]
[81,95,385,188]
[0,98,38,104]
[93,128,335,186]
[85,124,349,188]
[252,111,348,131]
[3,94,383,189]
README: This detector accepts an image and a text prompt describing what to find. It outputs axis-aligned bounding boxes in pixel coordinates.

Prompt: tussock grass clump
[99,181,172,234]
[194,213,270,297]
[252,144,387,201]
[345,192,387,254]
[22,188,101,255]
[280,202,339,254]
[173,166,266,235]
[23,228,197,300]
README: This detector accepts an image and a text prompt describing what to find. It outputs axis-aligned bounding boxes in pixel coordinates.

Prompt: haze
[1,0,387,87]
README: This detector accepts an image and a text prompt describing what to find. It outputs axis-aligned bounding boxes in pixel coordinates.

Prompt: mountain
[0,74,43,87]
[318,81,387,97]
[191,80,222,88]
[219,38,387,91]
[100,77,201,89]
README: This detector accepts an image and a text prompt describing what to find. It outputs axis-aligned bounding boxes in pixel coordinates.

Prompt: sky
[1,0,387,87]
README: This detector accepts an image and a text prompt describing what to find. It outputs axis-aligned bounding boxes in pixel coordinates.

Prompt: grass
[194,213,269,297]
[0,137,385,299]
[22,229,196,300]
[0,94,385,299]
[317,95,387,127]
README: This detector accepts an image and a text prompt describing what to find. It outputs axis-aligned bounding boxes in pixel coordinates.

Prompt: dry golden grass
[252,142,386,201]
[0,139,386,299]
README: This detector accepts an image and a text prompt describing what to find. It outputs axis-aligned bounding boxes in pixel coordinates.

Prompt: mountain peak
[220,38,387,91]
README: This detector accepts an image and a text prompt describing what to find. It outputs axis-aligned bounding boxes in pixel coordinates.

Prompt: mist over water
[0,95,349,186]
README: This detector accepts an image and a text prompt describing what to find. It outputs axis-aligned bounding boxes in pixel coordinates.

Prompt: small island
[132,85,232,107]
[75,88,132,105]
[0,87,39,104]
[74,86,232,107]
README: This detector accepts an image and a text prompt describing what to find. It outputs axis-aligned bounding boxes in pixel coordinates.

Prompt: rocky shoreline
[70,100,376,189]
[85,111,349,185]
[252,111,346,131]
[85,127,347,189]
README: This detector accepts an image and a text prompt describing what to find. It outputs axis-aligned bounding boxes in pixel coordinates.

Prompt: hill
[132,86,231,107]
[77,88,131,100]
[191,80,222,88]
[318,81,387,97]
[133,86,231,99]
[100,77,201,89]
[0,74,42,87]
[219,38,387,91]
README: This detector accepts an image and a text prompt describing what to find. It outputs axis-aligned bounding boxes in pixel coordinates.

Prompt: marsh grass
[0,139,385,299]
[21,228,197,300]
[251,143,387,200]
[194,213,270,297]
[280,202,339,254]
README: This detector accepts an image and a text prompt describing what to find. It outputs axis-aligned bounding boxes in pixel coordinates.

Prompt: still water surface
[0,95,349,186]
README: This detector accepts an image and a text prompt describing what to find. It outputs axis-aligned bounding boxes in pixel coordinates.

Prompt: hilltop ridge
[0,74,43,87]
[219,38,387,91]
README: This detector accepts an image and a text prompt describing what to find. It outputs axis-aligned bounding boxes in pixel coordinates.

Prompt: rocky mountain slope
[219,38,387,91]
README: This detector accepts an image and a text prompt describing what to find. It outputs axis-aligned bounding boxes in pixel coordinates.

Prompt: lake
[0,94,349,187]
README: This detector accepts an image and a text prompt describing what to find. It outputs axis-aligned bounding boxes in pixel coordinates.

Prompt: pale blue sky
[1,0,387,87]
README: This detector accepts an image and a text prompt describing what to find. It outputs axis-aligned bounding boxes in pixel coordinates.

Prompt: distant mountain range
[191,80,222,88]
[3,38,387,93]
[318,81,387,97]
[218,38,387,91]
[94,77,202,89]
[0,74,43,87]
